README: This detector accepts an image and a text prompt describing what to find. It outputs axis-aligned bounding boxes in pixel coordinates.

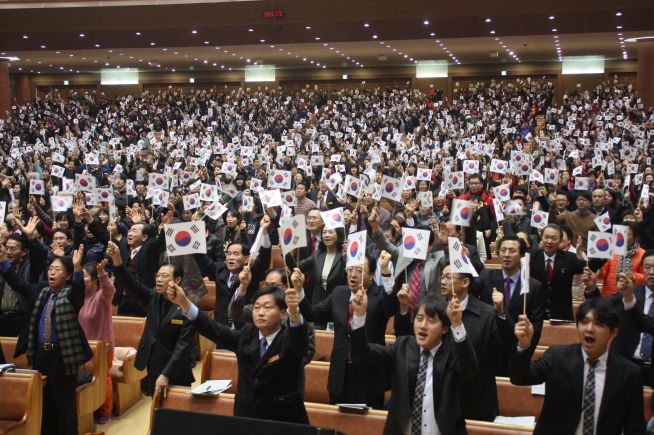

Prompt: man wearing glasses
[472,234,545,375]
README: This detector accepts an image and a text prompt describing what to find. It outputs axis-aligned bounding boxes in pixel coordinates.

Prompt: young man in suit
[193,215,271,326]
[530,224,587,320]
[166,279,310,424]
[298,252,397,408]
[510,297,644,435]
[472,234,545,375]
[107,241,196,397]
[351,290,478,435]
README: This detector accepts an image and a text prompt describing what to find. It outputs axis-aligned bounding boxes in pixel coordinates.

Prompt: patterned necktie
[582,358,598,435]
[43,293,56,344]
[546,258,554,283]
[504,277,513,311]
[640,295,654,361]
[411,350,431,435]
[259,337,268,358]
[408,262,424,313]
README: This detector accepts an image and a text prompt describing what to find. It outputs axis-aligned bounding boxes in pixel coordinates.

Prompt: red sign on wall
[263,10,285,18]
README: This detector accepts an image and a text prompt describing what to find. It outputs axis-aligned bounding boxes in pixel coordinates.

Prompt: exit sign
[263,9,285,18]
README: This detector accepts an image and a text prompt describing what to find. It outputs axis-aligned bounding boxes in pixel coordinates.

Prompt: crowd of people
[0,77,653,435]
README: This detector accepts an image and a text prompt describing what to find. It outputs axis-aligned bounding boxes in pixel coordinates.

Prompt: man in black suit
[472,234,545,375]
[510,297,644,435]
[166,280,310,424]
[351,291,478,435]
[298,253,397,408]
[107,241,196,397]
[530,224,587,321]
[114,218,167,317]
[193,215,271,326]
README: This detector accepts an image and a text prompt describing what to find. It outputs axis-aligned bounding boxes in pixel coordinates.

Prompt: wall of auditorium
[14,59,637,104]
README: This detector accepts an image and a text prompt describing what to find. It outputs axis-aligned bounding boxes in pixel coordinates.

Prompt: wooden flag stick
[282,250,292,288]
[523,291,527,316]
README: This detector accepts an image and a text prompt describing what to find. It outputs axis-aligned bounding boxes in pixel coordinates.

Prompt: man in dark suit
[107,241,196,397]
[510,297,644,435]
[166,280,310,424]
[299,253,397,408]
[472,234,545,375]
[530,224,587,321]
[351,290,478,435]
[193,215,271,326]
[114,219,167,316]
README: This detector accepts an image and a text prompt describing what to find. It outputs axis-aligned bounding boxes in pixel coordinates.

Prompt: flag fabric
[183,193,201,210]
[544,168,558,185]
[76,173,96,192]
[574,177,590,191]
[490,159,508,174]
[504,200,525,216]
[51,195,73,212]
[594,212,612,232]
[344,175,363,198]
[96,187,113,202]
[268,170,292,190]
[221,161,237,175]
[612,225,628,257]
[249,227,265,260]
[493,198,505,222]
[417,191,432,209]
[321,207,345,229]
[148,172,169,191]
[259,189,283,208]
[85,152,100,166]
[450,199,473,227]
[62,178,76,194]
[125,179,137,197]
[29,179,45,195]
[448,237,479,277]
[463,160,479,175]
[416,168,432,181]
[369,183,382,201]
[200,184,217,202]
[164,221,207,257]
[520,253,531,295]
[325,172,342,191]
[530,170,544,184]
[346,230,367,268]
[402,175,416,191]
[587,231,613,259]
[250,177,263,191]
[282,191,297,207]
[380,175,402,202]
[152,189,170,207]
[447,171,465,190]
[402,228,430,260]
[0,202,5,223]
[493,184,511,202]
[51,165,65,178]
[530,210,549,230]
[641,185,650,208]
[241,195,254,212]
[278,215,308,256]
[204,200,228,221]
[85,191,98,206]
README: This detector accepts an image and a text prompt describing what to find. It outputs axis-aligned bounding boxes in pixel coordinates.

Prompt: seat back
[112,316,146,349]
[150,388,234,433]
[466,420,533,434]
[539,321,578,347]
[305,401,388,434]
[313,330,396,362]
[0,373,36,421]
[197,280,216,312]
[496,377,543,420]
[0,337,28,368]
[200,351,238,394]
[304,362,330,404]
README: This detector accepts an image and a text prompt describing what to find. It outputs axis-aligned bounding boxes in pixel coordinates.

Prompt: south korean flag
[402,228,430,260]
[164,221,207,257]
[85,152,100,166]
[587,231,613,259]
[200,184,217,202]
[29,179,46,196]
[183,193,201,210]
[51,165,65,179]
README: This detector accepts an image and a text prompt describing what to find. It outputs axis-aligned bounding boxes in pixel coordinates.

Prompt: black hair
[556,189,570,199]
[575,190,592,201]
[319,227,345,251]
[560,224,574,242]
[542,223,563,239]
[416,294,451,328]
[365,253,377,276]
[575,297,620,330]
[642,249,654,265]
[623,221,640,240]
[252,285,287,311]
[512,185,528,197]
[50,255,74,276]
[82,262,99,281]
[226,241,250,257]
[6,234,28,251]
[226,209,243,223]
[53,228,73,241]
[160,262,184,280]
[266,268,289,287]
[499,234,527,256]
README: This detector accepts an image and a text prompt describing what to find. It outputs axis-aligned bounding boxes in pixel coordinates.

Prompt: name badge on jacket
[171,319,184,325]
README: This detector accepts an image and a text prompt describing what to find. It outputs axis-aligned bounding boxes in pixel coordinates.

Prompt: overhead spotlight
[191,29,198,34]
[363,23,369,27]
[423,20,430,25]
[485,18,491,23]
[549,15,555,20]
[615,11,622,16]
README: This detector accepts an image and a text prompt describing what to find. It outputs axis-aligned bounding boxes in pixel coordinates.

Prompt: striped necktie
[582,358,598,435]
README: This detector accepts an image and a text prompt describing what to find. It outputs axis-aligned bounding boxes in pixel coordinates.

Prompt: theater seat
[539,321,578,347]
[197,280,217,360]
[313,330,396,362]
[0,372,43,435]
[111,316,147,415]
[199,350,238,394]
[496,377,543,420]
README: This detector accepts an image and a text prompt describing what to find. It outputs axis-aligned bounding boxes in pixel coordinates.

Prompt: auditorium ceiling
[0,0,652,73]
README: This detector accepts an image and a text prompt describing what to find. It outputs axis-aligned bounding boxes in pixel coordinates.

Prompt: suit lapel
[508,277,522,312]
[431,340,450,413]
[571,345,585,420]
[405,339,420,401]
[328,254,342,282]
[598,352,619,421]
[316,251,327,279]
[636,286,646,312]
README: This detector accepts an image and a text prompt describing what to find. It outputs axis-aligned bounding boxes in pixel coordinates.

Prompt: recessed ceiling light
[485,18,491,23]
[192,30,198,34]
[549,15,555,20]
[363,23,369,27]
[490,30,495,34]
[305,26,311,30]
[423,20,429,25]
[94,44,100,48]
[79,33,85,37]
[430,32,435,36]
[552,28,557,32]
[248,28,254,32]
[615,11,622,16]
[150,42,155,46]
[40,45,46,49]
[616,25,623,29]
[372,34,378,39]
[259,39,265,43]
[315,37,320,40]
[22,35,28,39]
[135,32,141,36]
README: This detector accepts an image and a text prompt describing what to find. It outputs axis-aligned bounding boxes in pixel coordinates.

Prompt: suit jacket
[115,266,195,387]
[190,309,309,424]
[473,268,545,375]
[300,283,397,395]
[530,249,586,321]
[194,246,271,326]
[510,344,644,435]
[351,327,478,435]
[286,248,347,305]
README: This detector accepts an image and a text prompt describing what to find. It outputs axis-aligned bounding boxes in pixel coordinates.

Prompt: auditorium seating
[111,316,147,415]
[538,321,578,347]
[0,372,43,435]
[496,377,543,420]
[0,337,107,435]
[152,387,534,434]
[197,280,217,360]
[314,330,397,362]
[199,350,238,394]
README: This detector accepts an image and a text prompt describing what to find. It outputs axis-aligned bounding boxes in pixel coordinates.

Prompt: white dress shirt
[501,269,522,300]
[623,286,654,360]
[574,348,608,435]
[544,254,556,271]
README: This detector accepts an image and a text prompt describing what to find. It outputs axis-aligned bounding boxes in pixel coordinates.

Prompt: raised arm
[509,315,552,386]
[107,240,154,304]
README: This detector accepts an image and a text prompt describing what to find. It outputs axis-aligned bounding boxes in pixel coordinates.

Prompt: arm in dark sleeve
[249,245,271,286]
[0,263,43,300]
[302,324,316,365]
[72,221,85,249]
[370,229,400,264]
[227,295,252,324]
[68,271,86,312]
[528,282,546,348]
[454,336,478,379]
[27,239,47,283]
[148,228,167,259]
[623,366,646,435]
[298,292,332,324]
[626,305,654,334]
[286,322,309,361]
[162,319,197,379]
[393,311,412,337]
[88,219,109,245]
[193,253,226,280]
[350,325,395,366]
[114,264,154,305]
[509,345,553,386]
[190,309,239,352]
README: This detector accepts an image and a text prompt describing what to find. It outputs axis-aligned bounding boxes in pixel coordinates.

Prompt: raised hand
[51,245,65,257]
[72,245,85,272]
[581,266,597,290]
[166,281,192,313]
[514,314,534,349]
[368,207,380,232]
[96,258,108,276]
[447,295,463,327]
[18,216,40,241]
[352,284,368,316]
[290,267,305,291]
[491,287,504,314]
[106,240,123,267]
[260,213,271,231]
[616,272,635,303]
[379,250,392,274]
[285,288,300,323]
[397,283,410,314]
[238,265,252,292]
